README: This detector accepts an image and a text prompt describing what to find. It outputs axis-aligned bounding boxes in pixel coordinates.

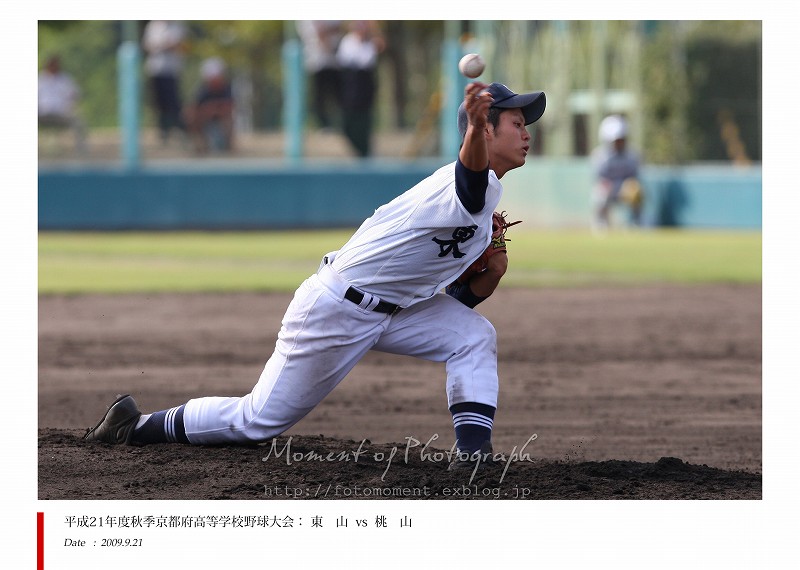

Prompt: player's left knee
[467,314,497,352]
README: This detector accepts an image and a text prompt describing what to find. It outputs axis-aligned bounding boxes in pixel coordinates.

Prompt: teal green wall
[39,160,761,230]
[501,159,761,229]
[38,162,441,230]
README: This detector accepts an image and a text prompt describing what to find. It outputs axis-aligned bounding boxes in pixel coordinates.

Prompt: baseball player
[85,81,546,468]
[592,114,643,229]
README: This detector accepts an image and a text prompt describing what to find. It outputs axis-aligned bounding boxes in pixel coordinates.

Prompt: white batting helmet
[599,115,628,143]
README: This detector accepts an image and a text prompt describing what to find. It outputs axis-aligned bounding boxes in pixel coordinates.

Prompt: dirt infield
[38,284,761,499]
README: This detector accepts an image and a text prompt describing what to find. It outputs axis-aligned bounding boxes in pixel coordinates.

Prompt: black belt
[344,287,402,315]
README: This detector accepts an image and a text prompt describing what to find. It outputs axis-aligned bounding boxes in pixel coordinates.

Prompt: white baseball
[458,53,485,79]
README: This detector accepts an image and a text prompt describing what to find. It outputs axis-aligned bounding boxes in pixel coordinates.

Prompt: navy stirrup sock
[450,402,495,454]
[131,404,189,444]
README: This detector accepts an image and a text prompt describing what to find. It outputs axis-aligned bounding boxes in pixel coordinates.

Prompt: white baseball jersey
[332,161,503,307]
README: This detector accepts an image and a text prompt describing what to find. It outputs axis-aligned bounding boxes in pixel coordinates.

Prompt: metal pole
[282,32,305,162]
[117,21,141,170]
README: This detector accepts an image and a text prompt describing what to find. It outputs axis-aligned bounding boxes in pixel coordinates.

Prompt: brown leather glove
[454,211,521,284]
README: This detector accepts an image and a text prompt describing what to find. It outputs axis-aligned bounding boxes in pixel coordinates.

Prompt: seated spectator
[38,55,86,153]
[186,57,234,154]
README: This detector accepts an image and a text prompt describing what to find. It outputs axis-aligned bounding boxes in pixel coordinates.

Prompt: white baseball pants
[182,263,499,444]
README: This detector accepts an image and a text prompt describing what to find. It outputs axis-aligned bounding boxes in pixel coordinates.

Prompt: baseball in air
[458,53,485,78]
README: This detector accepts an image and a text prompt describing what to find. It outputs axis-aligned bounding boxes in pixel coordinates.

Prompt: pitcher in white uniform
[84,81,546,467]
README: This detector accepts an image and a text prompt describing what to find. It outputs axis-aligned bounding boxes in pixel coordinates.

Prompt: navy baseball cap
[458,83,546,139]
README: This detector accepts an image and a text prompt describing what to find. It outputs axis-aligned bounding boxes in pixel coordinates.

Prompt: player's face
[487,109,531,178]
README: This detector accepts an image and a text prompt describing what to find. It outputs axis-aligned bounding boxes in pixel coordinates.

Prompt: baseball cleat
[83,394,141,445]
[449,440,499,471]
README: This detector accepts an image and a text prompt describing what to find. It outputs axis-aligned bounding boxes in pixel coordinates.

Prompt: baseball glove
[454,210,521,284]
[619,177,644,207]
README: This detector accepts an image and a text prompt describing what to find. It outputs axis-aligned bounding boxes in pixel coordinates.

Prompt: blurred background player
[336,20,385,157]
[591,114,644,230]
[143,20,188,145]
[38,55,87,154]
[186,57,234,154]
[296,20,343,131]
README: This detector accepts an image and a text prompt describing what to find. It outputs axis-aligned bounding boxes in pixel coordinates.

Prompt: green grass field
[38,229,761,294]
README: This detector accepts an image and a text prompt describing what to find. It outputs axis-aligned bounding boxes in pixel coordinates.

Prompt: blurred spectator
[591,115,644,230]
[186,57,235,154]
[143,20,187,144]
[38,55,86,153]
[336,20,385,157]
[296,20,343,131]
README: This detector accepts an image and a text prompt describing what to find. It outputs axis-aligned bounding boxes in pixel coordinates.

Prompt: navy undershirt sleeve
[455,158,490,214]
[445,281,488,308]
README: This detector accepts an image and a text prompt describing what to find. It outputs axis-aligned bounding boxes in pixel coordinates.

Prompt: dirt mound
[39,285,761,499]
[39,430,760,500]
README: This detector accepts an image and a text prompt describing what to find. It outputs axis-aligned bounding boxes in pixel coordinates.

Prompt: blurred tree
[683,21,761,162]
[641,22,694,164]
[39,21,81,32]
[373,21,443,135]
[384,20,409,129]
[641,21,761,164]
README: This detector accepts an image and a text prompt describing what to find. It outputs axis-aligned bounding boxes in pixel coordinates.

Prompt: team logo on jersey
[432,225,478,258]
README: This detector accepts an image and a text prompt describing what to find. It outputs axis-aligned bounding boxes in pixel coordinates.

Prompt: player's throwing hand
[463,82,493,133]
